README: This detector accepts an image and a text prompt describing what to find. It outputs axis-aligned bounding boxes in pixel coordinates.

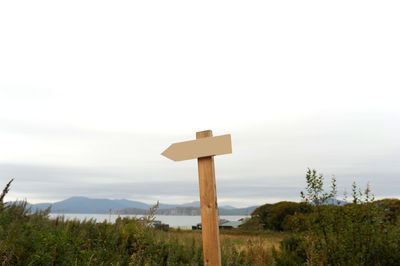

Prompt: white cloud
[0,0,399,205]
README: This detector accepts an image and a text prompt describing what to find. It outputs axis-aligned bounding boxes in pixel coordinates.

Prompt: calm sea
[49,213,247,229]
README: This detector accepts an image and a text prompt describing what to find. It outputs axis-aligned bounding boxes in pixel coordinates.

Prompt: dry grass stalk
[0,178,14,206]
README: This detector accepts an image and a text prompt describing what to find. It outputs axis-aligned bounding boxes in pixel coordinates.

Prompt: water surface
[49,213,247,229]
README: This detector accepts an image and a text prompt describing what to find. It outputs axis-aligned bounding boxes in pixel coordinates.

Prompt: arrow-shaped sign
[161,134,232,161]
[162,130,232,266]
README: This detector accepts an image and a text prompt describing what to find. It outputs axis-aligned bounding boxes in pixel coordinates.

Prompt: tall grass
[0,179,277,265]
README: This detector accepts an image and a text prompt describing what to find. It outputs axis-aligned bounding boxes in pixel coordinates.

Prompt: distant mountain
[178,201,200,208]
[116,206,202,216]
[157,207,201,216]
[314,198,348,206]
[28,196,256,215]
[157,201,200,209]
[163,201,238,210]
[219,206,257,215]
[219,205,236,210]
[116,206,258,216]
[115,208,148,215]
[30,196,151,214]
[324,198,348,206]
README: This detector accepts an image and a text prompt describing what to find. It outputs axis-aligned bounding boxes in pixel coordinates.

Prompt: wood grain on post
[196,130,221,266]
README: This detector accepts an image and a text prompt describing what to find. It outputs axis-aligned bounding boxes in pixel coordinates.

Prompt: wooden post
[162,130,231,265]
[196,130,221,266]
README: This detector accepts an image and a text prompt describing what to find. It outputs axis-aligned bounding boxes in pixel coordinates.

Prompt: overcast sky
[1,1,399,207]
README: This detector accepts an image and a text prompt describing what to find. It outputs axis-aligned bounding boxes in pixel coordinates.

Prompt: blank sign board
[161,134,232,161]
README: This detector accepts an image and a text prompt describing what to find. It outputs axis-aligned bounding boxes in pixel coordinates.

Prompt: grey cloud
[1,111,400,205]
[1,163,303,203]
[1,162,399,206]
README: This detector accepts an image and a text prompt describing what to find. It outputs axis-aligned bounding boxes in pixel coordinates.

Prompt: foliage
[273,169,400,265]
[241,203,271,230]
[3,170,400,265]
[272,236,307,266]
[243,201,311,232]
[374,198,400,224]
[0,200,203,265]
[0,180,276,265]
[266,201,307,231]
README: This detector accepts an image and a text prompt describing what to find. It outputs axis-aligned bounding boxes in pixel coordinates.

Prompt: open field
[166,229,287,252]
[152,229,288,265]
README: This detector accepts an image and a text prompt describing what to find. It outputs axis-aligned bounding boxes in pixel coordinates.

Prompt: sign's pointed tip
[161,145,174,160]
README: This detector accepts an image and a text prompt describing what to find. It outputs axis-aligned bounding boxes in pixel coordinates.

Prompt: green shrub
[274,169,400,266]
[272,235,307,266]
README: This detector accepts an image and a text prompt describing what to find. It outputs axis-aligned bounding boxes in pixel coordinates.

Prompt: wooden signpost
[162,130,232,266]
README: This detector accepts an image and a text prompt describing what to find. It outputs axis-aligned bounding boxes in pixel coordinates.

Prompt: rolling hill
[28,197,257,215]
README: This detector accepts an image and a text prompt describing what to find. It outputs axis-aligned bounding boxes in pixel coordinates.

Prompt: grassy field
[167,229,286,251]
[155,229,288,265]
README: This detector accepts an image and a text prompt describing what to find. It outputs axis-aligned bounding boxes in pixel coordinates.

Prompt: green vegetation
[2,169,400,265]
[244,169,400,265]
[0,180,278,265]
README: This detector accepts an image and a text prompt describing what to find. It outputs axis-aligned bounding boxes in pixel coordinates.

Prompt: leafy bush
[272,235,307,266]
[243,201,311,232]
[274,169,400,265]
[241,203,272,230]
